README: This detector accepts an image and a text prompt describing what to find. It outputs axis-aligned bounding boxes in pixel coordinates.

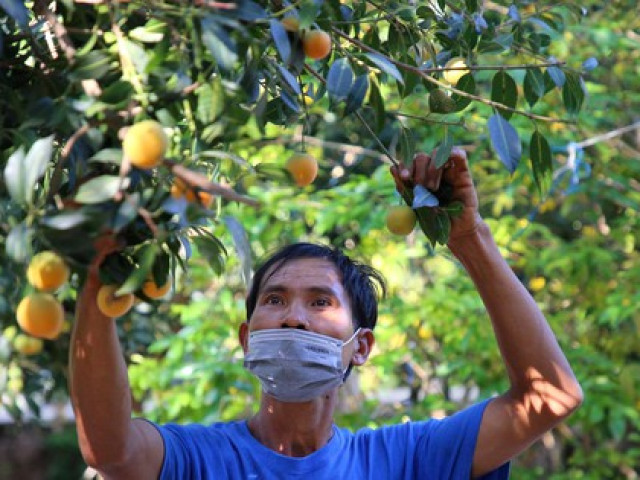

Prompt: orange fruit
[171,178,214,208]
[303,30,332,60]
[386,205,417,236]
[442,57,469,85]
[16,293,65,340]
[26,251,70,292]
[123,120,168,169]
[13,334,44,356]
[286,153,318,187]
[96,285,134,318]
[142,276,172,299]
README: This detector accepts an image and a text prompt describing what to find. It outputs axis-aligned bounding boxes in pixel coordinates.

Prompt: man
[70,148,583,479]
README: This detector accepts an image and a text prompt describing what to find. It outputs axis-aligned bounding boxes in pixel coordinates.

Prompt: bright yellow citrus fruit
[303,30,332,60]
[123,120,168,169]
[96,285,134,318]
[16,293,65,340]
[13,334,44,356]
[26,251,70,292]
[142,276,172,299]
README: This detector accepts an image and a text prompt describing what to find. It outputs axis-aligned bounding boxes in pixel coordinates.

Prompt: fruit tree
[2,0,623,475]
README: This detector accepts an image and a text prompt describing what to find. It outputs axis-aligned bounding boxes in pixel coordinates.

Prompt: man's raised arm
[69,241,164,479]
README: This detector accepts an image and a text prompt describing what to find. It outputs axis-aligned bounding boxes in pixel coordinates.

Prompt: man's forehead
[260,257,342,288]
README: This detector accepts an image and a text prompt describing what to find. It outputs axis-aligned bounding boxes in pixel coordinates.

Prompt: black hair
[245,242,386,330]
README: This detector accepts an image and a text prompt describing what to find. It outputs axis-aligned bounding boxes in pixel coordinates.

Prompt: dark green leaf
[99,80,134,105]
[434,130,454,168]
[277,65,301,95]
[116,244,158,296]
[71,51,112,80]
[0,0,29,28]
[223,216,250,284]
[40,211,89,230]
[524,67,545,107]
[546,57,566,88]
[530,130,552,194]
[327,58,354,101]
[562,71,585,115]
[270,19,291,64]
[416,207,451,247]
[3,135,53,205]
[491,71,517,119]
[345,75,369,115]
[299,0,321,30]
[192,236,226,275]
[112,193,140,232]
[368,80,386,132]
[488,114,521,174]
[365,53,404,84]
[75,176,130,204]
[452,73,475,111]
[201,16,238,71]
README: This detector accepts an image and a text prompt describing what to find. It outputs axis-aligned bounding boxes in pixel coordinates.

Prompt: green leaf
[524,67,545,107]
[116,244,158,296]
[193,235,226,276]
[89,148,123,165]
[397,126,415,165]
[5,222,33,263]
[529,131,552,194]
[40,211,90,230]
[100,80,134,105]
[75,175,130,204]
[197,79,225,124]
[201,16,238,71]
[327,58,354,101]
[488,114,521,174]
[276,65,301,95]
[451,73,475,111]
[71,51,112,80]
[368,80,386,132]
[434,130,454,168]
[365,53,404,84]
[491,71,517,120]
[298,0,321,30]
[345,75,369,115]
[112,193,140,232]
[270,19,291,64]
[223,216,250,284]
[3,135,54,205]
[562,71,585,115]
[416,207,451,247]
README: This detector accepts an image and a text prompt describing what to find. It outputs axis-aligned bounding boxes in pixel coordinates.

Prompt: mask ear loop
[341,328,361,382]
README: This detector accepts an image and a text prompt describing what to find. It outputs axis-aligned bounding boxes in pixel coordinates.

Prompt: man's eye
[264,295,283,305]
[312,298,331,307]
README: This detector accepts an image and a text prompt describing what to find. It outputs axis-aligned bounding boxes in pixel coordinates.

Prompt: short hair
[245,242,386,330]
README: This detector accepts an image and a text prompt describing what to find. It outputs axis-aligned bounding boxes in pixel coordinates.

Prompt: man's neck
[247,392,337,457]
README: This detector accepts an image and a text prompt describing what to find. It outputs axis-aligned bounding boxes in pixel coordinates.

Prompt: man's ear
[351,329,375,366]
[238,321,250,353]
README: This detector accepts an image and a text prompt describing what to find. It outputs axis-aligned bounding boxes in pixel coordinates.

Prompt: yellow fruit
[142,276,171,299]
[386,206,417,236]
[16,293,65,340]
[281,17,299,32]
[13,334,44,356]
[529,277,546,292]
[96,285,134,318]
[123,120,168,169]
[303,30,332,60]
[26,251,70,292]
[443,57,469,85]
[286,153,318,187]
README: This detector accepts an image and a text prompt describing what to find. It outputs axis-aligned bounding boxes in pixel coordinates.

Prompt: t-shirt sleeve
[415,398,510,479]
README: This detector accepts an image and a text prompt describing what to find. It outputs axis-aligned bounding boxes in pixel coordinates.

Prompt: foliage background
[1,1,639,478]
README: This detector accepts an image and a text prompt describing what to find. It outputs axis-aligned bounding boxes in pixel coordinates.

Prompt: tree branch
[331,27,575,124]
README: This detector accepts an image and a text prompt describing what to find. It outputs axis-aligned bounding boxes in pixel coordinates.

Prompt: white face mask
[243,328,360,403]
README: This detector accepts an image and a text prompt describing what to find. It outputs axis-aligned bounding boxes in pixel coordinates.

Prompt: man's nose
[281,301,308,329]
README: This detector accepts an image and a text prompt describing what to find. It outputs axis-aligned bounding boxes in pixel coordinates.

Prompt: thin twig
[354,111,399,167]
[331,27,575,124]
[46,124,90,203]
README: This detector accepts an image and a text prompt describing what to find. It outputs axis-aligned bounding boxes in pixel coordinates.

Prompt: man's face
[246,257,357,363]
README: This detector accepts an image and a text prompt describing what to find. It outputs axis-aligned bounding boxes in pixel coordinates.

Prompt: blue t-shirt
[155,399,510,479]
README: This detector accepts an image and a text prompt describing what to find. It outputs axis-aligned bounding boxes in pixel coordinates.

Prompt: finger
[425,149,444,191]
[412,153,431,187]
[390,164,411,192]
[443,147,470,184]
